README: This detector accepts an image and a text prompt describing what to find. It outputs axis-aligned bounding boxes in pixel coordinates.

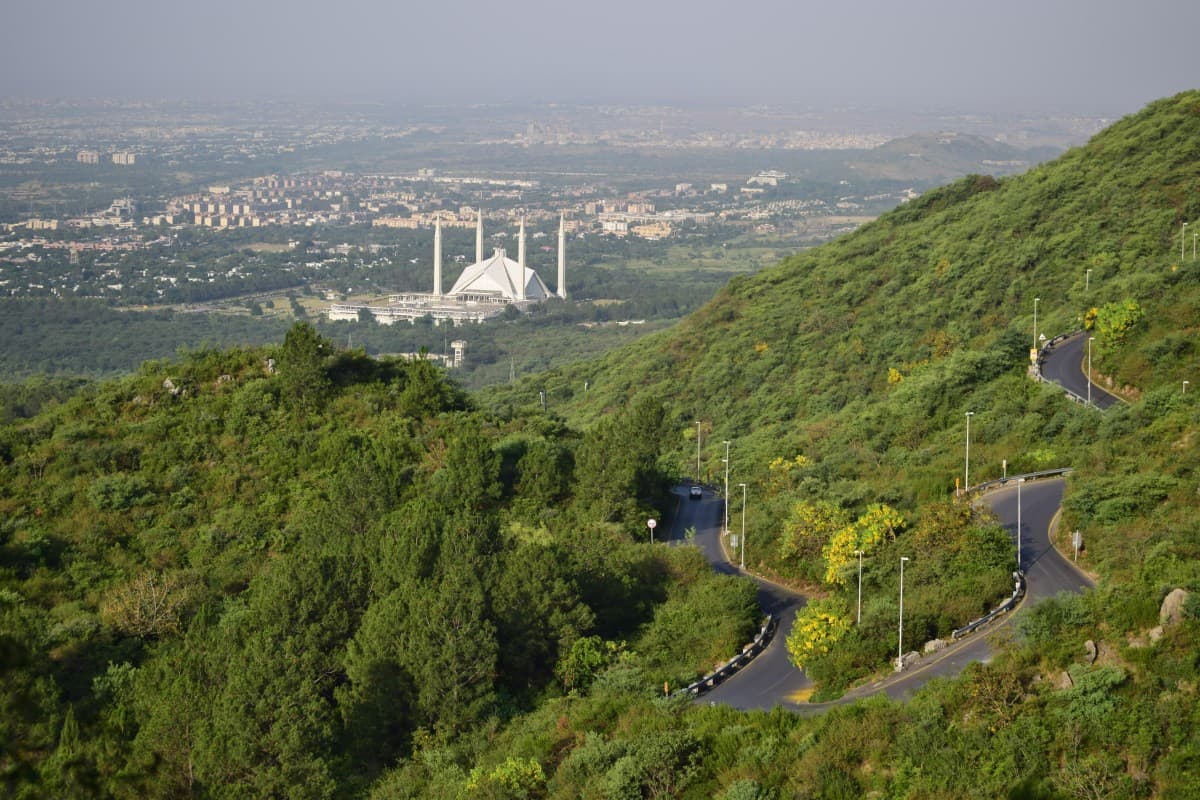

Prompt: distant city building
[77,149,100,164]
[631,221,673,240]
[709,183,728,193]
[747,170,787,187]
[112,152,136,166]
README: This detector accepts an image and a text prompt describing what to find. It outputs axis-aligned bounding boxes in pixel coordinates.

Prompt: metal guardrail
[671,614,777,699]
[952,570,1026,639]
[1031,329,1124,410]
[971,466,1073,495]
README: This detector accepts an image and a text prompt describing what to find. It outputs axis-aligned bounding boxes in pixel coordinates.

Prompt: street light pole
[1183,222,1189,262]
[739,482,747,571]
[1086,268,1091,291]
[855,549,864,625]
[964,411,974,492]
[695,421,702,481]
[897,556,909,671]
[1016,478,1026,569]
[1184,380,1190,395]
[1033,297,1040,351]
[722,440,731,535]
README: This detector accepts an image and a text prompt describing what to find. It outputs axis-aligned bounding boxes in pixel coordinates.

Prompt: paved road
[665,486,811,708]
[984,478,1094,602]
[668,477,1093,710]
[1041,332,1121,410]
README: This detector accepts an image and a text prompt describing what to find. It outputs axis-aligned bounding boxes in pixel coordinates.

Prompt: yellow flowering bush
[785,598,852,670]
[822,503,905,585]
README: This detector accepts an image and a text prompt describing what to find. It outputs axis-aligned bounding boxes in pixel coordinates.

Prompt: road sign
[1072,530,1082,561]
[647,518,657,543]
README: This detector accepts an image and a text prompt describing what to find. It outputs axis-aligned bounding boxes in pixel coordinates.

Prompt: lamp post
[1183,222,1189,262]
[722,440,731,535]
[1087,337,1094,407]
[1086,268,1091,291]
[1016,478,1026,569]
[855,549,864,625]
[1184,380,1190,395]
[695,421,702,481]
[964,411,974,492]
[1033,297,1040,351]
[1193,232,1197,260]
[897,556,910,672]
[738,482,747,570]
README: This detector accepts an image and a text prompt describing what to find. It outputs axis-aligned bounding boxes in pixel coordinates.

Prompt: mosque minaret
[328,209,567,326]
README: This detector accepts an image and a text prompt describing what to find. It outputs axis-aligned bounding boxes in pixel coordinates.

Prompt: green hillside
[493,90,1200,585]
[0,327,764,796]
[3,92,1200,799]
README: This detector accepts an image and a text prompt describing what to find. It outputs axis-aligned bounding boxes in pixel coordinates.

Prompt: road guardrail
[952,570,1026,639]
[1031,329,1126,410]
[672,614,777,699]
[971,467,1073,495]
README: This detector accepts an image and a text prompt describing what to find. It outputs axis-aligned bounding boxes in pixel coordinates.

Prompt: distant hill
[489,90,1200,585]
[846,131,1061,181]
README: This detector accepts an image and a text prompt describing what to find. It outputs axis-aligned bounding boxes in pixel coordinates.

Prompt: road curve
[1041,332,1121,410]
[664,486,811,708]
[668,477,1093,711]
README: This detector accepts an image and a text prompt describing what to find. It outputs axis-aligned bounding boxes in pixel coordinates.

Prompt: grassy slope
[485,91,1200,583]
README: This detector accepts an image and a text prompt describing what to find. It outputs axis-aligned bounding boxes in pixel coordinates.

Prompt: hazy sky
[3,0,1197,114]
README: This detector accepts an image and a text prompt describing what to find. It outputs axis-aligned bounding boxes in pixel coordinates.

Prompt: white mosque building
[328,211,567,325]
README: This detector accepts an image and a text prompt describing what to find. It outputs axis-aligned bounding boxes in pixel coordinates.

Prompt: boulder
[1053,671,1074,690]
[1160,588,1190,627]
[1084,640,1098,663]
[924,638,949,654]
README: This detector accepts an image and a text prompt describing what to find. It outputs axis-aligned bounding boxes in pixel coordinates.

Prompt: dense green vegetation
[488,90,1200,587]
[3,92,1200,798]
[459,91,1198,793]
[0,323,761,796]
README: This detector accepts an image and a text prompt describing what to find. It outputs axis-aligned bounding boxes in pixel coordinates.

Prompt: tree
[572,397,668,526]
[785,598,852,671]
[778,499,848,564]
[192,552,360,798]
[277,321,331,412]
[399,562,498,736]
[823,504,904,585]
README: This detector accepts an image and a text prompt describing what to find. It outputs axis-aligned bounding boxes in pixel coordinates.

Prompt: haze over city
[3,0,1198,113]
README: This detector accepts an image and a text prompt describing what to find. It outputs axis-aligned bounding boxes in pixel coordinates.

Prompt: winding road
[657,334,1109,710]
[1040,331,1121,410]
[665,478,1094,710]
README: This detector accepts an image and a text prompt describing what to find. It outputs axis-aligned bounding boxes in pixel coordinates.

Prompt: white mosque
[328,210,567,325]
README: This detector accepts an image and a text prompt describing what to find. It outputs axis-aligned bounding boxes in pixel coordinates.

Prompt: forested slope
[0,324,759,796]
[4,91,1200,799]
[492,90,1200,589]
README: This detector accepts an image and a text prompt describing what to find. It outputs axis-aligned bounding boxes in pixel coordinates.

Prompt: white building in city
[328,211,567,325]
